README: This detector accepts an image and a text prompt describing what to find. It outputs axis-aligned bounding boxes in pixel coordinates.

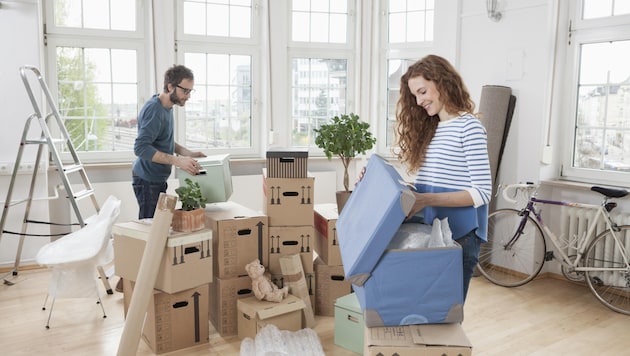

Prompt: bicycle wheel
[584,225,630,315]
[477,208,546,287]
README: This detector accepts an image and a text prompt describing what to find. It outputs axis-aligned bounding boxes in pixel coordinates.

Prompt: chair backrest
[35,195,121,266]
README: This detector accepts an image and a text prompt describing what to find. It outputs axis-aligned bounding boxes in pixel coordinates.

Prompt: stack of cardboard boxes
[261,149,316,307]
[334,154,473,355]
[205,201,265,337]
[112,222,213,354]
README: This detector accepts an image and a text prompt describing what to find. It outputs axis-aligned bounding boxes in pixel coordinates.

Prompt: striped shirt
[414,113,492,241]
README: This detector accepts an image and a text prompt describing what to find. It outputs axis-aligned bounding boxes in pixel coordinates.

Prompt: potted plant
[172,178,207,232]
[314,112,376,212]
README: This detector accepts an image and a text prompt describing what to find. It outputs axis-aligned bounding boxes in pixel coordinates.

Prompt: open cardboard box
[337,154,463,327]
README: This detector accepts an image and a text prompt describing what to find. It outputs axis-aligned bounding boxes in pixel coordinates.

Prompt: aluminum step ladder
[0,65,113,294]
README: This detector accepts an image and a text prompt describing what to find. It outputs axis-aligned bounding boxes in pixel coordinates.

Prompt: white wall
[459,0,555,189]
[2,0,625,275]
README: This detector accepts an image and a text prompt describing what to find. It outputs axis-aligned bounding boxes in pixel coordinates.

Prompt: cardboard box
[313,203,342,266]
[262,170,315,226]
[364,323,472,356]
[205,201,268,279]
[266,148,308,178]
[123,281,210,354]
[265,226,314,276]
[236,294,306,339]
[314,257,352,316]
[177,154,233,203]
[208,275,255,337]
[337,154,464,327]
[113,221,212,294]
[334,293,364,354]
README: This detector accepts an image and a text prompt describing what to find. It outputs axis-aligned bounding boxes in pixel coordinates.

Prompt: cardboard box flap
[205,201,265,221]
[336,154,415,286]
[366,324,472,349]
[257,298,306,320]
[410,324,472,348]
[238,294,306,320]
[112,221,211,247]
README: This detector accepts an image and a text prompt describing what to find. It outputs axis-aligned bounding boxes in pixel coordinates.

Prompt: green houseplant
[175,178,207,211]
[172,178,207,232]
[314,113,376,212]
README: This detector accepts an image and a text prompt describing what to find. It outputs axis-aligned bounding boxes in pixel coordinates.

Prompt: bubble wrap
[239,324,324,356]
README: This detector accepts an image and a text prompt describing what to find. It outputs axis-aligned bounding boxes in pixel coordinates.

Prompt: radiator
[560,206,630,285]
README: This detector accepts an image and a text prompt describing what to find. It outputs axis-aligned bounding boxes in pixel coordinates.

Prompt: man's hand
[176,156,202,175]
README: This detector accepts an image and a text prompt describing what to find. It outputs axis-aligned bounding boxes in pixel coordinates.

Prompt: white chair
[35,195,121,328]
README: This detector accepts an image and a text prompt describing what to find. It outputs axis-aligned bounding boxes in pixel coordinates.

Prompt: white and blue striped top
[414,113,492,241]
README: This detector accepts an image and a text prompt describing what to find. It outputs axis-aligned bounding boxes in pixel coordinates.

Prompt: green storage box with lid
[177,153,233,203]
[334,293,364,354]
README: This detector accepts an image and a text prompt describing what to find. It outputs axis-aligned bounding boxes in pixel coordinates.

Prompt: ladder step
[24,138,65,145]
[72,189,95,200]
[62,164,84,174]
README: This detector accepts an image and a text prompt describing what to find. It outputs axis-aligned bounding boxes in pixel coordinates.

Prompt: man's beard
[169,91,185,106]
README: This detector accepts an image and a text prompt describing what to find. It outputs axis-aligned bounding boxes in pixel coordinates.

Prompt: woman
[396,54,492,299]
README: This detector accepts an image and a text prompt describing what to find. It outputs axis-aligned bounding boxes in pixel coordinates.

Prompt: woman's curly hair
[394,55,475,174]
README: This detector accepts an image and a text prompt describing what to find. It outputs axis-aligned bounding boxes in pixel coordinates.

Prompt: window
[176,0,259,156]
[561,1,630,183]
[44,0,144,162]
[42,0,447,163]
[288,0,354,148]
[381,0,435,148]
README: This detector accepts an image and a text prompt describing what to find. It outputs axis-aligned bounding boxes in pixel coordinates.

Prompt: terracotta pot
[335,190,352,214]
[171,208,205,232]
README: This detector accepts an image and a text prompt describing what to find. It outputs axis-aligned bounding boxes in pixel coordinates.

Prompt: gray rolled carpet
[477,85,516,207]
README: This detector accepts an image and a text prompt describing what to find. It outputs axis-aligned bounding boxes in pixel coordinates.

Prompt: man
[117,65,206,293]
[132,64,206,219]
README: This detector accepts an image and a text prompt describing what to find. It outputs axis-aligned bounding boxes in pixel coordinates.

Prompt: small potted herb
[172,178,207,232]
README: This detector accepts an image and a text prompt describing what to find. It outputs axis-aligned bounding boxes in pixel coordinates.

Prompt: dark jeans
[455,229,481,301]
[132,175,167,219]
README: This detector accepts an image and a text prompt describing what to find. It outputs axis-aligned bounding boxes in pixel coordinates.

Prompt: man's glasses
[176,84,195,95]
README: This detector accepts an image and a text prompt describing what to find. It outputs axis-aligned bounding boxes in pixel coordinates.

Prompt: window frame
[175,42,264,158]
[283,0,360,154]
[174,0,263,158]
[375,0,445,157]
[559,1,630,185]
[43,0,147,164]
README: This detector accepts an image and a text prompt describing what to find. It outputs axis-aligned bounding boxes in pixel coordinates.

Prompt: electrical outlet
[18,162,35,173]
[12,162,38,175]
[0,162,11,175]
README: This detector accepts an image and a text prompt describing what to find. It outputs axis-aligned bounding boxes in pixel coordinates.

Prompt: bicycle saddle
[591,186,628,198]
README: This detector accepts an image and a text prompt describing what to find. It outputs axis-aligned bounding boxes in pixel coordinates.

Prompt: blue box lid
[336,154,415,286]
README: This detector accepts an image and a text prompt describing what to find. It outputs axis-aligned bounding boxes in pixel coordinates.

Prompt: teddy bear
[245,259,289,303]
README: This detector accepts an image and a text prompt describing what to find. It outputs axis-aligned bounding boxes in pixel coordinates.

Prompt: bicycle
[477,182,630,315]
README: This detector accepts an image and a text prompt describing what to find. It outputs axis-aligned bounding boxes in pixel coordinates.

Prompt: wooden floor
[0,269,628,355]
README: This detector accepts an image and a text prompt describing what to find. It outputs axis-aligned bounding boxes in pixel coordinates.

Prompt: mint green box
[177,154,233,203]
[334,293,364,354]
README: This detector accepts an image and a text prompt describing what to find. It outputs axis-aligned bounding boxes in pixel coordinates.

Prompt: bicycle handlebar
[501,182,538,204]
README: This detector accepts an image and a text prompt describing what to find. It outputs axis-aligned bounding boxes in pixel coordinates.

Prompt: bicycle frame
[518,194,630,273]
